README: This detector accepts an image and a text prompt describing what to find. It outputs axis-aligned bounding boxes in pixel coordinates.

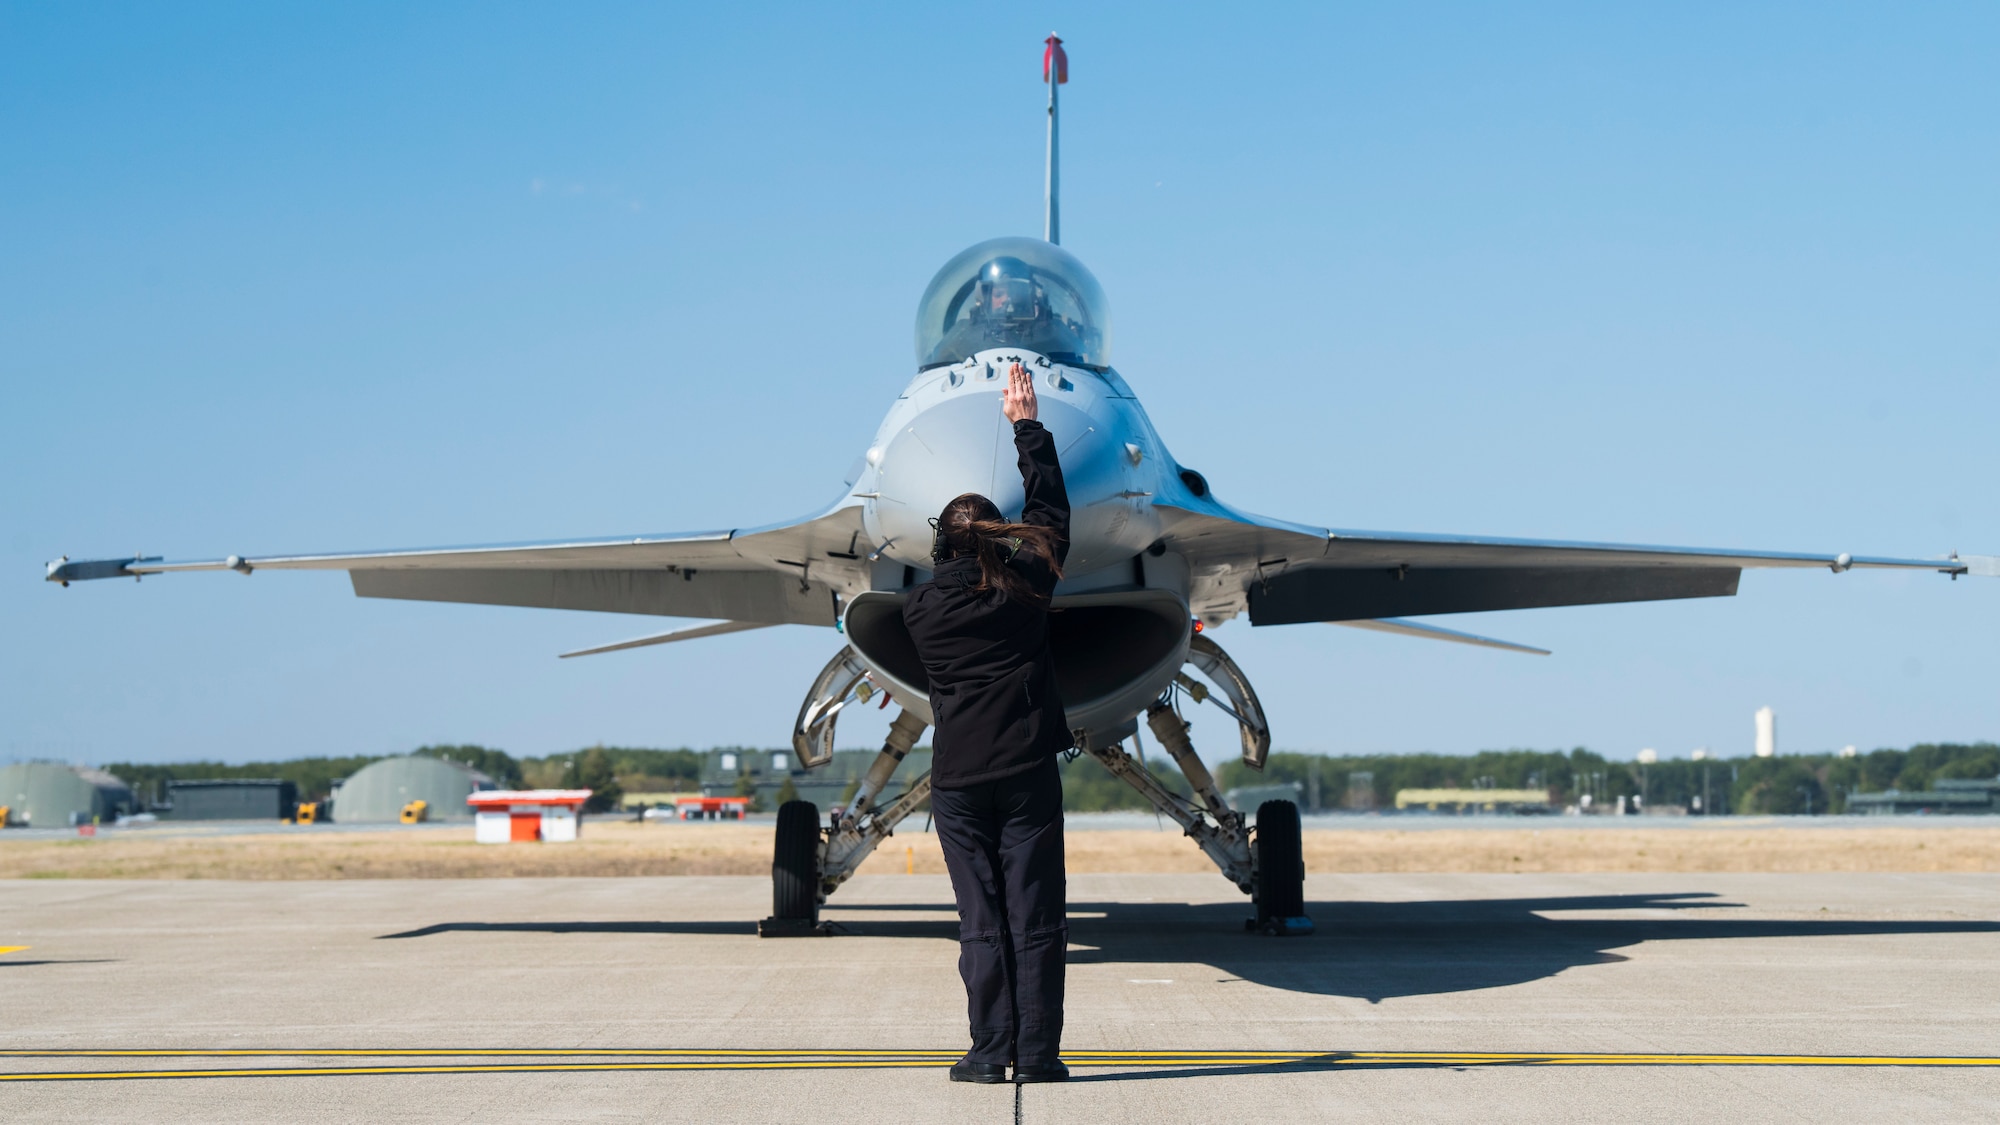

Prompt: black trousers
[929,755,1066,1066]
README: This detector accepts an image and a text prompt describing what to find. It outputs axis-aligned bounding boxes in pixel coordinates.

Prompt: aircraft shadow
[379,921,754,939]
[375,892,2000,1002]
[826,892,2000,1001]
[0,959,119,968]
[1063,1054,1527,1082]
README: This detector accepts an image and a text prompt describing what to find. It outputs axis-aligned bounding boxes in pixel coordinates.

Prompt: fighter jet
[47,36,1995,936]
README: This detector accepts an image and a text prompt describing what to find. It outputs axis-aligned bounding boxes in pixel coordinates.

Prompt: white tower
[1754,706,1776,758]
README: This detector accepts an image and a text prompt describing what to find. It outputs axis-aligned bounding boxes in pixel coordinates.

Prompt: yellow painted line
[0,946,29,956]
[0,1062,950,1082]
[4,1051,2000,1082]
[0,1048,1592,1061]
[0,1040,960,1048]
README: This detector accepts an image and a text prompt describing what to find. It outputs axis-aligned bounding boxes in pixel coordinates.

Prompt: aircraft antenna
[1043,34,1068,244]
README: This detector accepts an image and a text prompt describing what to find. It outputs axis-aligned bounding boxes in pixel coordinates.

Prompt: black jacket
[903,418,1072,789]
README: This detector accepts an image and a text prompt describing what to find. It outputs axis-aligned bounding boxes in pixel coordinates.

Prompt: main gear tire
[1253,799,1306,926]
[771,800,822,924]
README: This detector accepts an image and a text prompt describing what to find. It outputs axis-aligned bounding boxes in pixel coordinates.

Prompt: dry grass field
[3,820,1998,879]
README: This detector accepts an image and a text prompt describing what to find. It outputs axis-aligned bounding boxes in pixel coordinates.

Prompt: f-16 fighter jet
[47,36,1994,936]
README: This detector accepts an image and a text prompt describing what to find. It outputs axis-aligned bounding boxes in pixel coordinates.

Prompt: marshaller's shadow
[377,892,2000,1003]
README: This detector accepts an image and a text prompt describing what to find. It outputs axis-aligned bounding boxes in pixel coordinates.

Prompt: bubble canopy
[914,237,1111,370]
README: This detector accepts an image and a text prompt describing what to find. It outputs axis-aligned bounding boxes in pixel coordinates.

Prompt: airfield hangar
[166,779,299,821]
[331,756,496,823]
[0,762,138,828]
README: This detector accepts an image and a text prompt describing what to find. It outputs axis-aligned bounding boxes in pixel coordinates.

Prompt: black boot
[949,1057,1009,1084]
[1012,1061,1070,1083]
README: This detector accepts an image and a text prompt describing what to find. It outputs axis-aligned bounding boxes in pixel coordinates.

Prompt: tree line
[103,740,1996,816]
[1213,742,2000,815]
[104,744,719,814]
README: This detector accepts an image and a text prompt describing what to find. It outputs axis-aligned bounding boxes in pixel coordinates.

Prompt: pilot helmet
[973,256,1041,324]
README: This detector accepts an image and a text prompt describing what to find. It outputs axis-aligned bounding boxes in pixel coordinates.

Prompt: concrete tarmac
[5,872,2000,1122]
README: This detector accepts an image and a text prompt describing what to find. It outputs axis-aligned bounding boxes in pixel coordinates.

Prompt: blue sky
[5,3,1995,768]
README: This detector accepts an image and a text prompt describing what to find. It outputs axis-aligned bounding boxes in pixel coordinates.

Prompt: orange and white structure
[468,789,591,843]
[673,795,750,821]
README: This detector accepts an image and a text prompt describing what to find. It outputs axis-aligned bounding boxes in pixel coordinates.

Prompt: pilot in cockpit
[978,256,1037,321]
[935,256,1084,363]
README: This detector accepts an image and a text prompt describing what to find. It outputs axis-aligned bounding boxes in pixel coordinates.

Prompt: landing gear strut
[764,648,933,937]
[1082,634,1311,935]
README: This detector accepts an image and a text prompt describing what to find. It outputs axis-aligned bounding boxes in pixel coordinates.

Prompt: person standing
[903,361,1072,1085]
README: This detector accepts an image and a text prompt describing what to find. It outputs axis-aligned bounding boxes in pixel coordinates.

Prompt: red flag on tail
[1044,35,1068,85]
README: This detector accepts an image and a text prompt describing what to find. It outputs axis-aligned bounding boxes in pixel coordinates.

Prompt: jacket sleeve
[1012,418,1070,567]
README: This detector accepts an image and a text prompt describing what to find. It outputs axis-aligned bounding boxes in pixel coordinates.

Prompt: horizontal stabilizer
[559,620,774,659]
[1330,617,1550,656]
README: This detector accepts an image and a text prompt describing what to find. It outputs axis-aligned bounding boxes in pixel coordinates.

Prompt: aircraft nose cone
[865,395,1021,569]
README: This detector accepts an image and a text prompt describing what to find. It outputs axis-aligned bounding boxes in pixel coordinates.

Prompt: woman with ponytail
[903,361,1073,1085]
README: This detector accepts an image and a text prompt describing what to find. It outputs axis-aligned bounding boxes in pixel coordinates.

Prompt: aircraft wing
[45,501,870,628]
[1155,501,1989,627]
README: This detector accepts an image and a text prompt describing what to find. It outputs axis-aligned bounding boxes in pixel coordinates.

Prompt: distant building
[331,757,495,822]
[0,762,137,828]
[1344,770,1376,811]
[689,747,934,812]
[1754,707,1777,758]
[1393,788,1554,814]
[1847,778,2000,816]
[1223,781,1304,813]
[165,780,298,821]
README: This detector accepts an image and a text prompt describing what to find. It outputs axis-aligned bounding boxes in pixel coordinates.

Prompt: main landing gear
[1079,637,1311,936]
[759,634,1311,937]
[761,655,933,936]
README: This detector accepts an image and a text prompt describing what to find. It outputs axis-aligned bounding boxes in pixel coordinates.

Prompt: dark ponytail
[933,492,1064,604]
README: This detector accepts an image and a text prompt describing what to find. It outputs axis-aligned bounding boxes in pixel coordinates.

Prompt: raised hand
[1002,361,1039,423]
